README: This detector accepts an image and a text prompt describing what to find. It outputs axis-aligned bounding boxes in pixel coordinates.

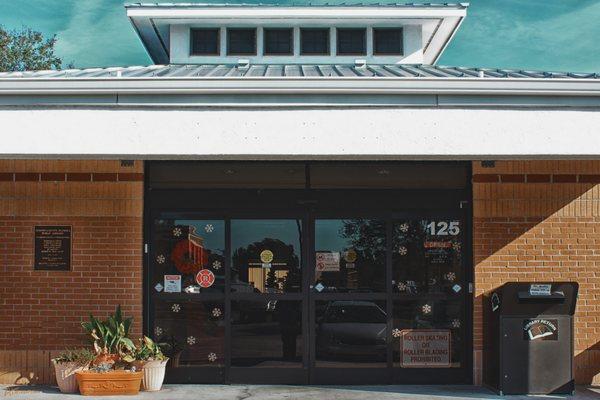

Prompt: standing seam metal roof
[0,64,598,79]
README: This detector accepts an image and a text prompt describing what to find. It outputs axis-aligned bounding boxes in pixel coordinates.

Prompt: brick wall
[0,160,143,384]
[473,160,600,385]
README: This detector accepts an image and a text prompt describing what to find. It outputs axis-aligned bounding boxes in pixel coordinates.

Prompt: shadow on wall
[473,165,600,386]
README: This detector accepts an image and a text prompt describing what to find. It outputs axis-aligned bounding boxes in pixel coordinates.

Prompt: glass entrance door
[148,207,471,384]
[228,218,307,383]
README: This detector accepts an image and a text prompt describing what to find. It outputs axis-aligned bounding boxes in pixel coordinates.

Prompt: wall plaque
[34,225,71,271]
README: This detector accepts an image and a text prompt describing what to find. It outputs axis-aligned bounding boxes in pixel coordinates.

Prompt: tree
[0,26,63,72]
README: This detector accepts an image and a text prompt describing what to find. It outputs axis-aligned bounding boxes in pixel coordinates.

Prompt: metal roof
[125,2,469,8]
[1,64,598,79]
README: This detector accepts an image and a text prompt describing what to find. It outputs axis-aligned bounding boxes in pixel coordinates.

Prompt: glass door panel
[151,218,226,382]
[229,218,306,382]
[391,218,467,374]
[231,219,303,294]
[314,300,387,368]
[314,219,386,293]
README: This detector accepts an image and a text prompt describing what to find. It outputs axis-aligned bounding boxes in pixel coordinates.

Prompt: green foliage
[81,305,135,360]
[133,336,167,362]
[52,348,95,366]
[0,25,63,72]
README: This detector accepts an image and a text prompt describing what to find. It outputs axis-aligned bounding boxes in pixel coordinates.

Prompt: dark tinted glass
[264,28,293,55]
[190,29,220,55]
[231,219,303,293]
[231,300,303,367]
[315,300,387,367]
[227,28,256,55]
[392,300,463,368]
[392,219,464,295]
[373,28,403,55]
[153,300,225,367]
[337,28,366,55]
[152,219,225,294]
[300,28,329,55]
[314,219,386,292]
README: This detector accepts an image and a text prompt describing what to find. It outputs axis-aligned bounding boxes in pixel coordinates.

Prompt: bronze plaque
[34,225,71,271]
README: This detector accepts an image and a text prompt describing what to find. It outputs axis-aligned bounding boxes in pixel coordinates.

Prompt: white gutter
[1,77,600,97]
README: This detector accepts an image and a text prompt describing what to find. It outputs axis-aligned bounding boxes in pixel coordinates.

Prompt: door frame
[144,169,473,385]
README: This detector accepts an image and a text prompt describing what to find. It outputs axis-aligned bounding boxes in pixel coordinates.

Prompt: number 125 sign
[425,221,460,236]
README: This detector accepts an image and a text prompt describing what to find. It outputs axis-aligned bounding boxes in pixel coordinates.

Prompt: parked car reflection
[316,301,387,362]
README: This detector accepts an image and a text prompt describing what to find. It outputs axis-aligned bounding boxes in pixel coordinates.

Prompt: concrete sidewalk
[1,385,599,399]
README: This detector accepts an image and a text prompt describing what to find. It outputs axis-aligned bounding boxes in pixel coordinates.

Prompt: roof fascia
[1,77,600,97]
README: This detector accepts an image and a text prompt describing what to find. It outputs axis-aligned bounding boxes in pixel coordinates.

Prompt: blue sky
[1,0,599,72]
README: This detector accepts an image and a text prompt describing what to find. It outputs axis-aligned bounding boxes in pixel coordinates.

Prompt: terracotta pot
[53,361,86,393]
[76,370,143,396]
[133,359,169,391]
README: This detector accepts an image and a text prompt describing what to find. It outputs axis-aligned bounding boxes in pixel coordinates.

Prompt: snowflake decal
[212,260,222,270]
[422,304,432,315]
[204,224,214,233]
[156,254,166,264]
[171,303,181,313]
[392,328,402,338]
[207,352,217,363]
[211,308,222,318]
[399,223,410,233]
[452,242,462,252]
[451,319,461,328]
[398,246,408,256]
[396,281,407,292]
[173,227,182,237]
[445,272,456,282]
[154,326,162,337]
[186,336,196,346]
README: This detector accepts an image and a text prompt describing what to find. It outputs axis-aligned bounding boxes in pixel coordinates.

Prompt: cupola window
[336,28,366,55]
[190,28,220,56]
[300,28,330,55]
[264,28,293,55]
[227,28,257,55]
[373,28,403,55]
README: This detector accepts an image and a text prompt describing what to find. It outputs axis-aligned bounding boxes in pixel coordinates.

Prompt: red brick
[66,173,92,181]
[472,174,499,183]
[117,173,144,182]
[0,173,13,181]
[553,174,577,183]
[500,174,525,183]
[92,173,117,181]
[40,173,65,181]
[14,173,39,181]
[526,174,551,183]
[578,175,600,183]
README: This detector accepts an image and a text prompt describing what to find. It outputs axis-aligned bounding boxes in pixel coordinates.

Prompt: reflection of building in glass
[188,226,210,266]
[248,268,289,293]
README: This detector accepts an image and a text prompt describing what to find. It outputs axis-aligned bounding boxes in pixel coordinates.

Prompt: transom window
[300,28,330,55]
[336,28,366,55]
[373,28,403,55]
[190,28,220,56]
[227,28,257,55]
[264,28,293,55]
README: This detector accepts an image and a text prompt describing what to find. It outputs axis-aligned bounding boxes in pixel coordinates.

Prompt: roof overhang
[125,3,469,64]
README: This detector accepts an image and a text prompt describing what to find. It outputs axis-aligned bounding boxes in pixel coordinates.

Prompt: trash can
[483,282,578,395]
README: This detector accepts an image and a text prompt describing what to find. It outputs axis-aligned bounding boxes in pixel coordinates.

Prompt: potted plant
[75,305,143,396]
[132,336,169,391]
[52,348,94,393]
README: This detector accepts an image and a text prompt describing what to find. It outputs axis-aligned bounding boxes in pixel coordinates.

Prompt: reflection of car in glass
[316,301,387,361]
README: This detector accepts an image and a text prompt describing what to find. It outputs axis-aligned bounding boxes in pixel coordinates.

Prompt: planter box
[76,370,143,396]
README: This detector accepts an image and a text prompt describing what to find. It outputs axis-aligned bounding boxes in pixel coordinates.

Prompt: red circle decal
[196,269,215,288]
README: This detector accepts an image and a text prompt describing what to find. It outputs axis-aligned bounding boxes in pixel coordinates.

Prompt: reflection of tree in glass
[232,238,301,292]
[339,219,387,290]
